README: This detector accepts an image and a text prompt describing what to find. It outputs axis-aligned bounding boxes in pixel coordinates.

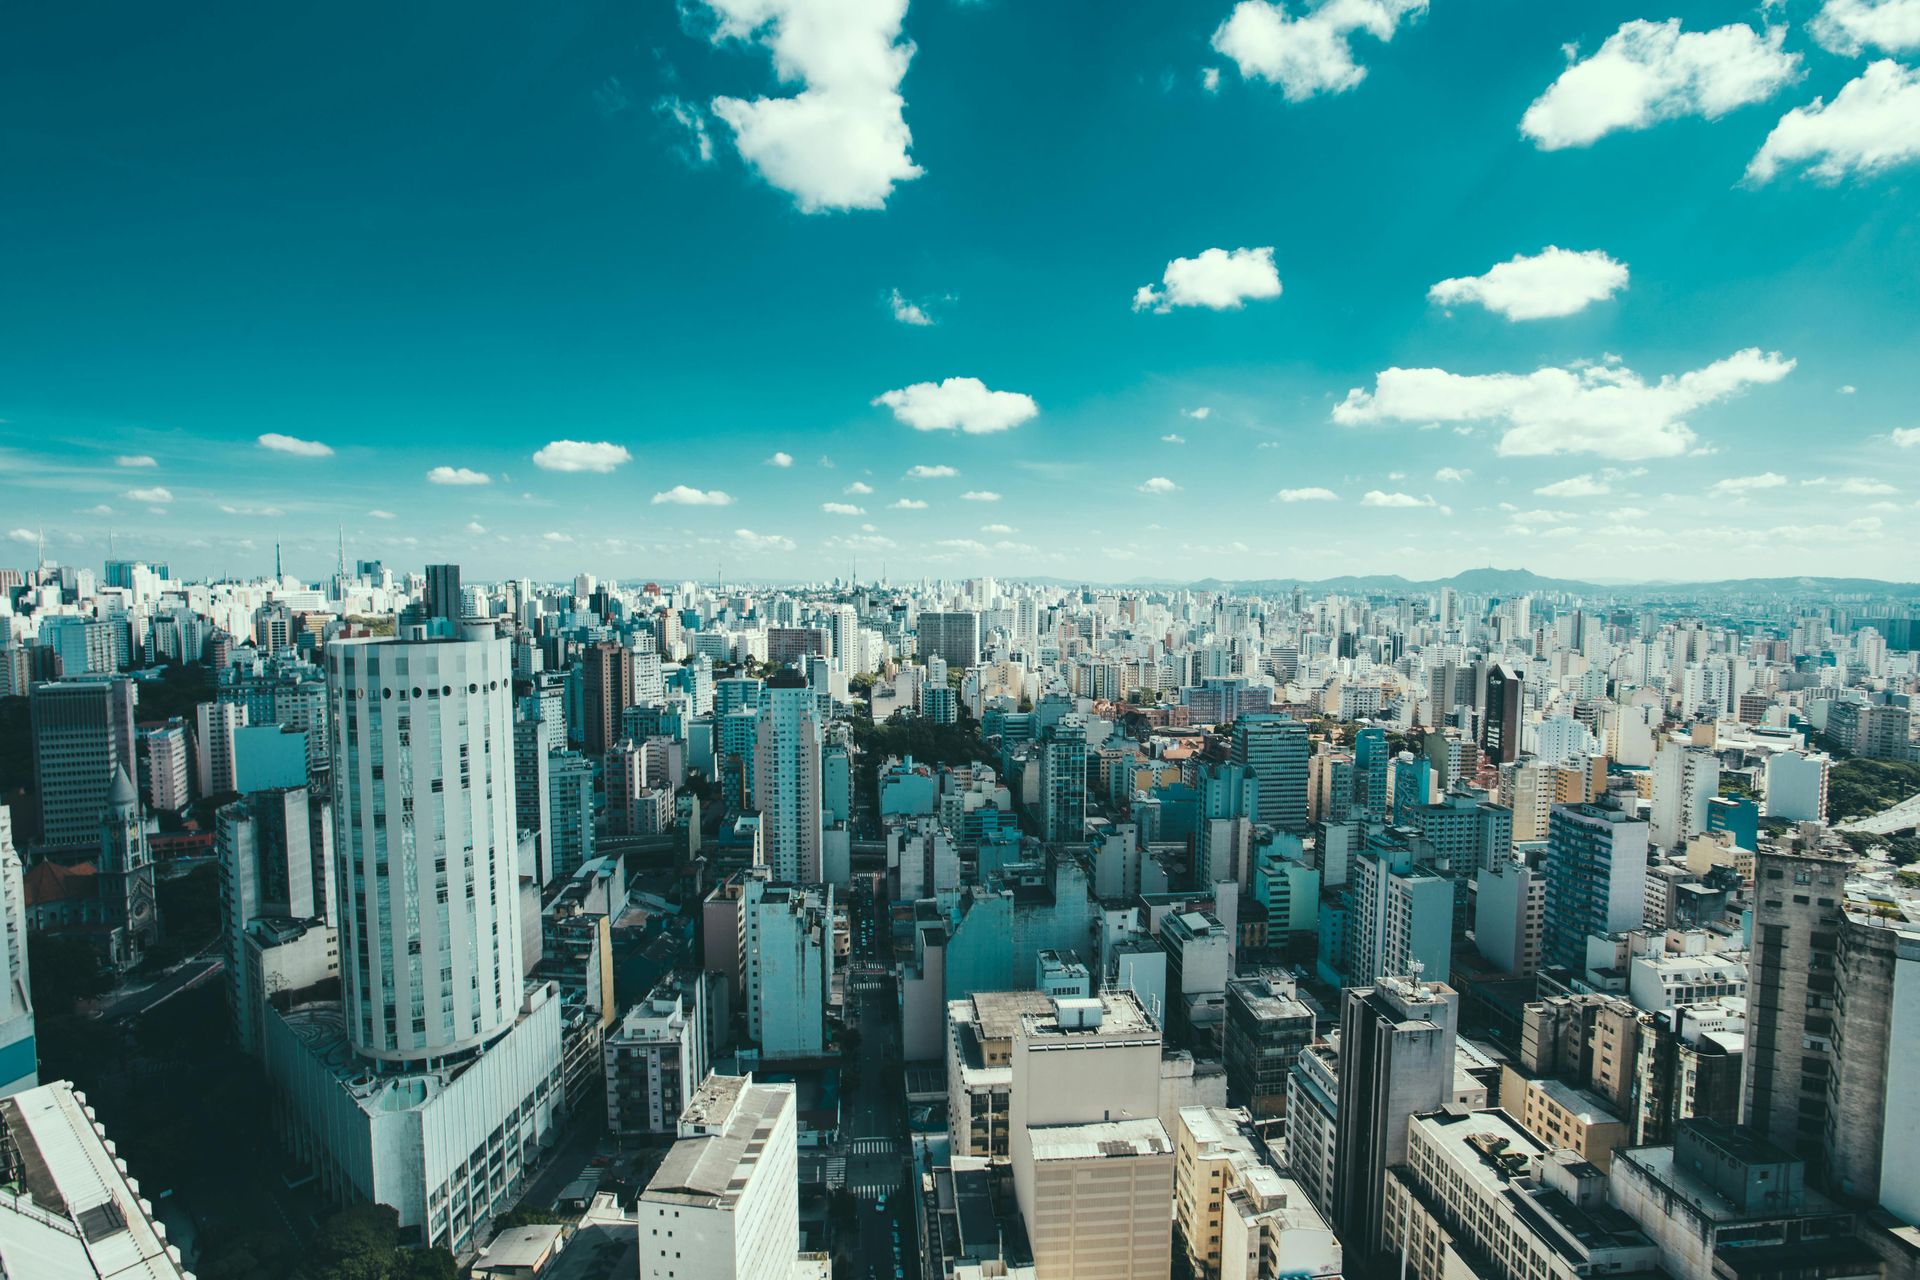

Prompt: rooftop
[645,1078,792,1209]
[1028,1118,1170,1163]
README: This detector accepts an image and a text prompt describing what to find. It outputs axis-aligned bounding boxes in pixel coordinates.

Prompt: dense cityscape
[0,561,1919,1280]
[7,0,1920,1275]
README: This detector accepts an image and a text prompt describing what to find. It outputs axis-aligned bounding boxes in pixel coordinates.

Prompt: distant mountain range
[1078,567,1920,599]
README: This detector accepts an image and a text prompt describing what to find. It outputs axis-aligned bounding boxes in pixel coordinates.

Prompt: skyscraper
[1481,663,1522,765]
[1352,725,1389,822]
[580,640,633,756]
[753,671,823,883]
[29,675,137,851]
[1232,713,1309,831]
[328,629,520,1062]
[1039,721,1088,844]
[423,562,462,625]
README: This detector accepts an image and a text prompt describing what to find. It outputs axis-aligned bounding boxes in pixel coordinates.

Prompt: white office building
[1764,749,1831,824]
[754,673,824,883]
[0,811,35,1097]
[638,1073,800,1280]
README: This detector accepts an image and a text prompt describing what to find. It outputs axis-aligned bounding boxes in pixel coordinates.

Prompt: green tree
[28,932,111,1018]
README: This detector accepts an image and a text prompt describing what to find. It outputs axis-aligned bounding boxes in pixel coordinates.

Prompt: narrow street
[841,878,920,1280]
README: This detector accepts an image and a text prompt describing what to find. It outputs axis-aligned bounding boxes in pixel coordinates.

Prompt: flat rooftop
[645,1080,792,1209]
[1029,1118,1170,1163]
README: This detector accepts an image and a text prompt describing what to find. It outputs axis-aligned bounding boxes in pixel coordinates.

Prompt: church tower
[98,766,159,968]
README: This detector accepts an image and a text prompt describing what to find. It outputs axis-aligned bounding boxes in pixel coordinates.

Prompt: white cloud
[1138,476,1181,494]
[116,454,157,468]
[844,481,875,494]
[542,531,574,543]
[1183,406,1212,419]
[1428,247,1628,320]
[1811,0,1920,54]
[1892,426,1920,447]
[428,466,491,486]
[1804,475,1899,494]
[1747,60,1920,184]
[1360,489,1436,508]
[1710,472,1788,493]
[981,523,1016,534]
[651,484,735,505]
[734,528,796,551]
[1521,19,1800,150]
[905,464,958,479]
[368,509,397,519]
[699,0,921,212]
[1840,384,1859,394]
[936,538,987,553]
[821,502,866,515]
[1535,474,1611,497]
[960,490,1000,502]
[219,503,285,517]
[6,529,36,544]
[1276,486,1339,502]
[765,450,795,467]
[1162,433,1187,444]
[874,377,1038,433]
[889,497,929,509]
[1202,66,1223,93]
[1434,466,1471,482]
[889,289,934,326]
[466,521,488,534]
[1333,348,1795,460]
[1134,246,1281,312]
[125,486,173,504]
[656,95,715,165]
[533,439,631,473]
[80,505,113,516]
[1211,0,1428,102]
[258,432,334,458]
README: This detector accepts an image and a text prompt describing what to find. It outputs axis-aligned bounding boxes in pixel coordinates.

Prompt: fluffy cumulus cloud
[651,484,735,505]
[889,497,928,509]
[533,439,631,473]
[428,466,491,485]
[1521,20,1800,150]
[1434,467,1471,482]
[1333,348,1795,460]
[1162,433,1187,444]
[960,490,1000,502]
[542,531,573,543]
[874,378,1038,434]
[1211,0,1428,101]
[8,528,39,544]
[905,463,958,479]
[1428,247,1628,320]
[466,520,488,534]
[845,481,875,494]
[889,289,934,326]
[734,528,795,551]
[1361,489,1436,508]
[1812,0,1920,54]
[981,522,1015,534]
[117,454,157,468]
[698,0,921,212]
[125,486,173,504]
[1276,486,1338,502]
[1134,246,1281,312]
[821,501,866,515]
[1536,474,1611,497]
[258,432,334,458]
[765,450,794,467]
[1184,406,1212,420]
[1805,475,1899,494]
[1747,61,1920,184]
[1893,427,1920,447]
[1138,476,1181,493]
[368,509,397,519]
[1710,472,1788,493]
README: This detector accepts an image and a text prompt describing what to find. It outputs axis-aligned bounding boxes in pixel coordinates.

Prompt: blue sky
[4,0,1919,583]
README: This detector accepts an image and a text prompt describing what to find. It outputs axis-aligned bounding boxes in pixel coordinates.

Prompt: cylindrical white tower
[328,628,521,1064]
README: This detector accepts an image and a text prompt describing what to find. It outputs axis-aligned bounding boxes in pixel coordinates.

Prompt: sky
[3,0,1920,585]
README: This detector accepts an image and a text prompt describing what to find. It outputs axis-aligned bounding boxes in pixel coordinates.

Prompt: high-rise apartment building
[546,749,596,881]
[742,876,833,1059]
[422,562,462,625]
[195,699,248,798]
[217,787,337,1054]
[605,971,710,1137]
[0,810,35,1097]
[917,610,981,670]
[1765,750,1831,824]
[29,675,137,851]
[581,640,633,755]
[1542,791,1649,972]
[1651,739,1720,849]
[1223,974,1313,1119]
[1332,975,1459,1261]
[1038,721,1088,844]
[1480,663,1523,765]
[753,671,824,883]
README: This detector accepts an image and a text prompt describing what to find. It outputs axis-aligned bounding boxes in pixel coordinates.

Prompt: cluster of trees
[201,1205,457,1280]
[1828,757,1920,823]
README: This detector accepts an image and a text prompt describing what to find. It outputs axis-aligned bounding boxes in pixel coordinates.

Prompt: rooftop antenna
[275,540,283,581]
[336,524,346,583]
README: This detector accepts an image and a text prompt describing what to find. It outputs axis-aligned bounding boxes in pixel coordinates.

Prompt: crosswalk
[849,1179,899,1200]
[849,1137,898,1154]
[823,1157,847,1188]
